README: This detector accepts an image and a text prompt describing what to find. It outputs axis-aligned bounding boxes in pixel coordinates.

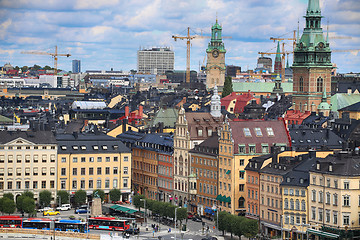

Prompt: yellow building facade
[56,133,131,202]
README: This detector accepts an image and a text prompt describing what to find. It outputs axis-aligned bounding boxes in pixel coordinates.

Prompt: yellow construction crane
[172,27,197,83]
[21,45,71,75]
[172,27,231,83]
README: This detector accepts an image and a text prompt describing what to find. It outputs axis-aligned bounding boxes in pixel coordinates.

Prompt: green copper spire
[275,41,281,61]
[318,83,330,110]
[207,19,226,53]
[286,56,289,68]
[307,0,321,16]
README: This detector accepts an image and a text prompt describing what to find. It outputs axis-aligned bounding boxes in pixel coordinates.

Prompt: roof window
[61,146,67,150]
[81,146,86,150]
[102,145,108,150]
[93,145,99,150]
[73,146,78,150]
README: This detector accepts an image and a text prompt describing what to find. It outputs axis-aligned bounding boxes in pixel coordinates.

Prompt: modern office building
[137,47,174,74]
[72,60,81,73]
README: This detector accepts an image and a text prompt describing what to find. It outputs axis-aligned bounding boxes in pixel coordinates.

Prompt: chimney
[271,145,279,163]
[158,122,164,133]
[125,106,129,119]
[122,118,128,133]
[308,149,316,158]
[73,131,78,139]
[139,105,143,119]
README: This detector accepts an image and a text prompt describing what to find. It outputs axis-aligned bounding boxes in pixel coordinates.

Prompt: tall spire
[210,83,222,118]
[326,20,329,43]
[274,41,282,75]
[307,0,321,16]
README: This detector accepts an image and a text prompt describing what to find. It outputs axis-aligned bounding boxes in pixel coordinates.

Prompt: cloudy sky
[0,0,359,73]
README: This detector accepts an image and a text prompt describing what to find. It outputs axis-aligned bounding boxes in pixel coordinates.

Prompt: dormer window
[316,162,320,170]
[102,145,108,150]
[243,128,251,137]
[72,146,78,150]
[113,145,118,150]
[61,146,67,150]
[93,145,99,150]
[287,177,291,183]
[81,146,86,150]
[300,178,304,184]
[329,164,333,172]
[284,166,287,170]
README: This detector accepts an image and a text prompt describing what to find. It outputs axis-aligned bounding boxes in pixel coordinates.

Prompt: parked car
[201,237,217,240]
[56,204,71,211]
[37,207,52,212]
[192,216,202,222]
[43,210,60,216]
[75,207,89,214]
[125,227,140,235]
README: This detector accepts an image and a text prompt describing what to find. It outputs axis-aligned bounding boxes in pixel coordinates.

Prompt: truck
[56,204,71,211]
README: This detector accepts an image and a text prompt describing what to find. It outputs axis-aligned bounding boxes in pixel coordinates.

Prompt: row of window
[192,157,217,167]
[219,157,231,166]
[133,161,157,173]
[60,145,119,151]
[262,197,281,209]
[194,168,217,179]
[243,127,275,137]
[310,208,351,225]
[61,167,128,176]
[197,197,216,207]
[1,167,55,176]
[0,146,55,150]
[312,177,353,190]
[283,188,306,197]
[0,180,54,190]
[284,214,307,225]
[219,182,231,191]
[237,144,269,154]
[0,154,56,163]
[284,199,306,211]
[61,156,127,163]
[60,178,128,190]
[199,182,217,195]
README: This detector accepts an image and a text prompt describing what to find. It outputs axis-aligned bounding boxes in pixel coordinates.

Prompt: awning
[110,205,140,215]
[226,170,231,174]
[307,228,339,239]
[126,209,138,214]
[216,194,222,201]
[226,196,231,203]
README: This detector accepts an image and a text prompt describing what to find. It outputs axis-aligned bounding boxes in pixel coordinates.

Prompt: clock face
[318,42,324,49]
[212,49,219,58]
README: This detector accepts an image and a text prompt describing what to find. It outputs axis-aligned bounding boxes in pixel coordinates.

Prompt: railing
[0,228,100,239]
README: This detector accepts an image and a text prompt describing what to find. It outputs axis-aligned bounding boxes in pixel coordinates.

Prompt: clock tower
[292,0,332,112]
[206,19,226,89]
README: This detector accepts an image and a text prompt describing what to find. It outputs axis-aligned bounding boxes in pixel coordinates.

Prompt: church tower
[210,84,222,118]
[206,19,226,89]
[292,0,332,112]
[274,41,282,75]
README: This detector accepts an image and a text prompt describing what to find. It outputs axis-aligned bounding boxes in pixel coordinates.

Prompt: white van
[56,204,71,211]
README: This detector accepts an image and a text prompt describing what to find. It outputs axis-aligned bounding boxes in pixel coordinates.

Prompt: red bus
[0,216,23,228]
[88,217,130,231]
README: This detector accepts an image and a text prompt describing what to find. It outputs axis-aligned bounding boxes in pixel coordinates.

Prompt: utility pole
[175,207,177,240]
[141,199,146,228]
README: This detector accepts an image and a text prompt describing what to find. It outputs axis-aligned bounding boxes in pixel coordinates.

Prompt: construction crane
[172,27,231,83]
[172,27,196,83]
[21,45,71,75]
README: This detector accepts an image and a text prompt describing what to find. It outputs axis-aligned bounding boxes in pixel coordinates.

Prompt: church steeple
[274,41,282,75]
[210,84,222,118]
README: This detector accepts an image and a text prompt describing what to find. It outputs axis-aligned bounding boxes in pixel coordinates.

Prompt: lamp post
[140,199,146,228]
[175,207,177,240]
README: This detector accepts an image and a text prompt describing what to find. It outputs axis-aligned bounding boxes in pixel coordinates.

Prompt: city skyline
[0,0,359,73]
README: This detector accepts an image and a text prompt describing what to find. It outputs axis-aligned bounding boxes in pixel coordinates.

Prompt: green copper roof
[275,41,281,61]
[330,93,360,111]
[233,82,293,93]
[307,0,321,17]
[212,19,222,30]
[148,107,178,128]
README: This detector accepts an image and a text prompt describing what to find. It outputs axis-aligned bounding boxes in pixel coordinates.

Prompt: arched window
[299,77,304,92]
[238,197,245,208]
[296,199,300,210]
[317,77,323,92]
[284,199,289,209]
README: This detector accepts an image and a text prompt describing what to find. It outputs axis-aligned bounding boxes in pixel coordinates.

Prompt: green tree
[32,64,41,70]
[23,191,34,199]
[233,216,245,239]
[92,189,105,201]
[109,189,121,202]
[57,190,70,204]
[222,76,233,98]
[39,190,52,207]
[1,197,15,214]
[74,190,87,206]
[166,204,176,219]
[242,218,258,239]
[16,195,26,213]
[133,195,144,210]
[145,199,154,212]
[176,207,187,225]
[21,66,29,72]
[22,197,36,217]
[44,65,52,70]
[3,193,14,201]
[152,201,162,216]
[216,211,228,235]
[224,213,237,238]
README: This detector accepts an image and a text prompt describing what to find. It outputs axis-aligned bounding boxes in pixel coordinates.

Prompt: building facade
[206,20,226,89]
[56,133,131,202]
[72,60,81,73]
[292,0,332,113]
[0,131,57,202]
[137,47,174,74]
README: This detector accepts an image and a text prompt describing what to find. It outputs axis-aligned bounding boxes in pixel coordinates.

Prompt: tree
[233,216,245,239]
[23,191,34,199]
[242,218,258,239]
[22,197,36,217]
[132,195,144,210]
[44,65,52,70]
[92,189,105,202]
[1,197,15,214]
[21,66,28,72]
[176,207,187,225]
[74,190,87,206]
[222,76,233,98]
[3,193,14,201]
[39,190,52,207]
[32,64,41,70]
[216,211,228,235]
[57,190,70,204]
[224,213,237,238]
[151,201,162,216]
[109,189,121,202]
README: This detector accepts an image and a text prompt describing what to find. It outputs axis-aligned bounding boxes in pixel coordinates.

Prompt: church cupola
[210,84,222,118]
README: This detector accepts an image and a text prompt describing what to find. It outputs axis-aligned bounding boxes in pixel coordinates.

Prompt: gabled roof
[185,112,223,140]
[0,130,56,144]
[330,93,360,111]
[221,92,254,113]
[190,134,219,157]
[338,101,360,112]
[229,119,291,154]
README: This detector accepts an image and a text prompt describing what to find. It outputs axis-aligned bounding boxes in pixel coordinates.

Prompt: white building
[137,47,174,74]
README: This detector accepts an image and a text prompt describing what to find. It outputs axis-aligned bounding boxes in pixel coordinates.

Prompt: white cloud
[0,19,12,40]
